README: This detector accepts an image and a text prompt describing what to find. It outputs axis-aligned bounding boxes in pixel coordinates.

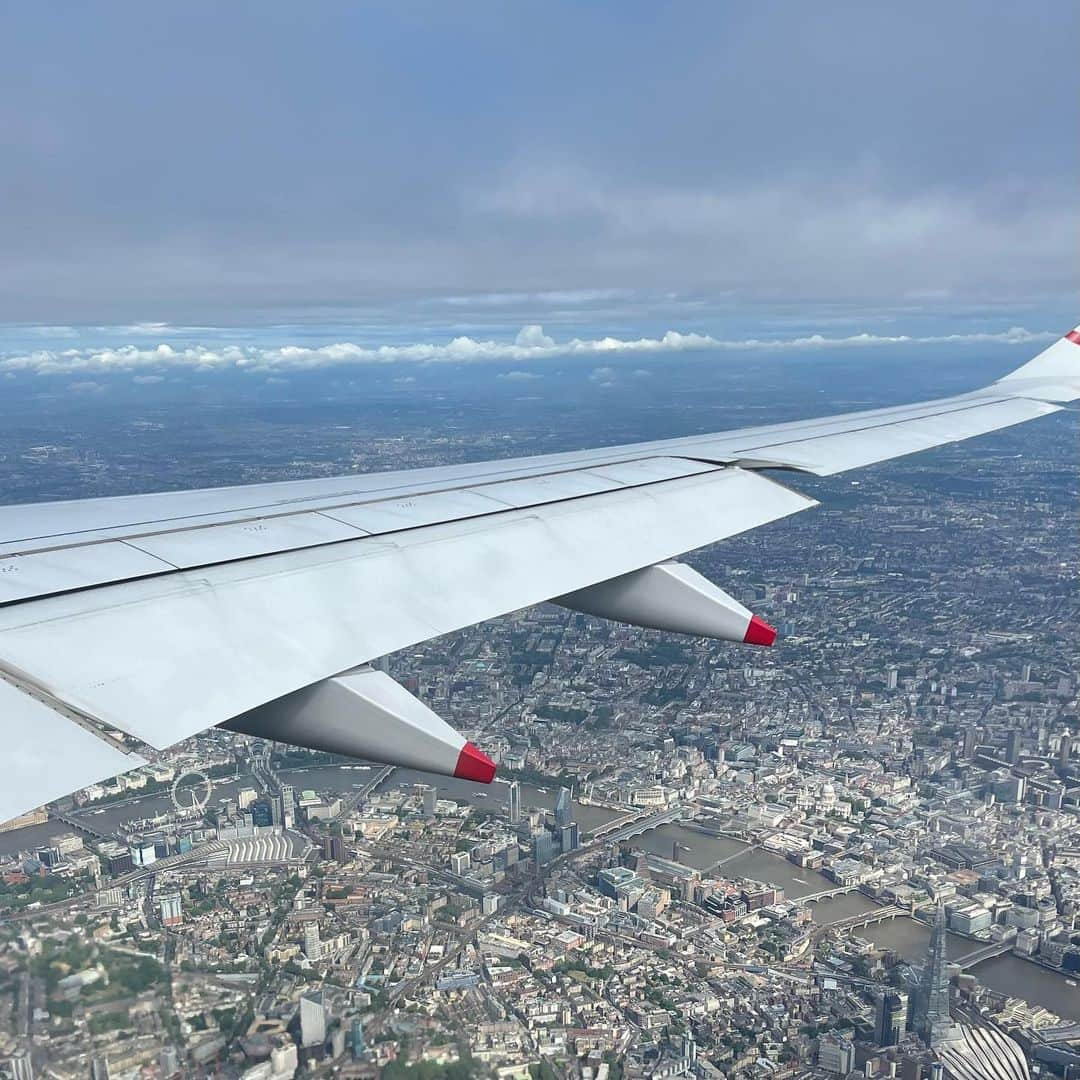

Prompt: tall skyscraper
[962,725,979,759]
[554,786,572,828]
[533,831,557,866]
[422,784,437,816]
[351,1017,365,1060]
[303,922,322,961]
[875,989,905,1047]
[1005,729,1021,764]
[915,902,961,1046]
[507,780,521,825]
[300,991,327,1048]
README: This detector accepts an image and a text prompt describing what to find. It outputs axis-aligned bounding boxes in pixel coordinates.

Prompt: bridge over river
[585,805,683,844]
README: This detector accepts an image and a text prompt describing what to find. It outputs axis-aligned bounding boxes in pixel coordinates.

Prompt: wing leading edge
[0,326,1077,824]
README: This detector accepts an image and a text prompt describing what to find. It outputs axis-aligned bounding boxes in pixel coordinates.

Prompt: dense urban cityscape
[0,364,1074,1080]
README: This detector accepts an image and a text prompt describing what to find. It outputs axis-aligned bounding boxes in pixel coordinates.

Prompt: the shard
[916,901,962,1047]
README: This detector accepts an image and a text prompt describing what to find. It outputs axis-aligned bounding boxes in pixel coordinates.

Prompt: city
[0,391,1075,1079]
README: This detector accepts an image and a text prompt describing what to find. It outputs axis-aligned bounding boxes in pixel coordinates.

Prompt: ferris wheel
[171,770,214,816]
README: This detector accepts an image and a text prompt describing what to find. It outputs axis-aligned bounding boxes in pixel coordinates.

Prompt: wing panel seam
[0,465,733,610]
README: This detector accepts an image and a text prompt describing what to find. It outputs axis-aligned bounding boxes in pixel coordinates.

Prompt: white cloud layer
[0,324,1055,378]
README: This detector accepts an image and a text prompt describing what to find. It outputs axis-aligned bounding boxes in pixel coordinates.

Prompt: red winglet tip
[743,615,777,647]
[1065,329,1080,345]
[454,741,496,783]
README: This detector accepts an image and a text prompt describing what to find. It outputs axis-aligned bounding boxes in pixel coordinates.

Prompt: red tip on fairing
[743,615,777,647]
[1064,329,1080,345]
[454,741,497,783]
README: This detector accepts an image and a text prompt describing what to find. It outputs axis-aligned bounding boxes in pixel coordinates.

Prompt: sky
[1,2,1077,385]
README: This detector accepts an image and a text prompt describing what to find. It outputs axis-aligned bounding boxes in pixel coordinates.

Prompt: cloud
[67,380,105,393]
[0,324,1056,378]
[498,370,543,381]
[442,289,632,308]
[589,365,617,386]
[29,325,79,338]
[514,324,555,348]
[132,374,165,384]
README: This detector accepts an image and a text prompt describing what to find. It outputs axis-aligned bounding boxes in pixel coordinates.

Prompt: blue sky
[1,2,1076,378]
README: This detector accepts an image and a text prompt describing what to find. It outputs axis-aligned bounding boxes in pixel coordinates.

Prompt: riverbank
[4,762,1076,1017]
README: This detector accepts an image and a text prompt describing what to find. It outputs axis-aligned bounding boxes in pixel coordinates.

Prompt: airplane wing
[1,327,1077,824]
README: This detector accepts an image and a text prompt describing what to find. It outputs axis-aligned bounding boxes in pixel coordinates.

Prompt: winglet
[995,323,1080,402]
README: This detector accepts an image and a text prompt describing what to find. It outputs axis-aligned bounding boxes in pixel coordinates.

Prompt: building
[916,902,962,1046]
[818,1034,855,1074]
[560,821,579,853]
[299,991,327,1048]
[597,866,639,900]
[128,839,157,867]
[90,1059,111,1080]
[451,851,470,876]
[994,774,1026,804]
[321,834,346,863]
[934,1024,1030,1080]
[533,831,557,866]
[1005,729,1022,764]
[906,902,1033,1080]
[350,1017,365,1060]
[159,1046,180,1077]
[436,969,481,991]
[158,892,183,926]
[507,780,521,825]
[421,784,437,816]
[876,989,906,1047]
[54,832,84,856]
[948,903,991,936]
[962,726,979,758]
[5,1051,33,1080]
[554,786,572,827]
[36,844,61,868]
[303,923,322,961]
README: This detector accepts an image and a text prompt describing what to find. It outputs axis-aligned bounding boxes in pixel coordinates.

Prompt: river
[6,762,1075,1018]
[858,916,1080,1019]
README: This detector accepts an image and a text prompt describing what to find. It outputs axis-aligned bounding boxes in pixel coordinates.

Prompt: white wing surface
[0,327,1076,823]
